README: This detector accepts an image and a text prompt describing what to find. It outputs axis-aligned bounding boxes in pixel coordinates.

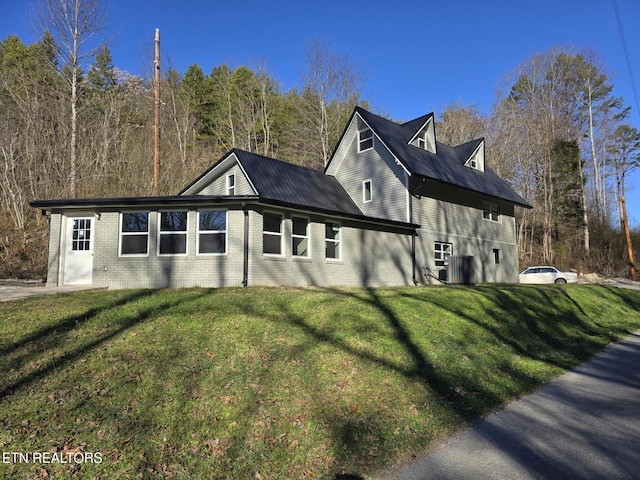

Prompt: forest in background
[1,0,639,280]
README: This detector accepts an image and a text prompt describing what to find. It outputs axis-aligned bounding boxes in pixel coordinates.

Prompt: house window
[358,128,373,152]
[363,179,372,203]
[159,211,187,255]
[263,212,283,255]
[292,216,309,257]
[325,222,341,260]
[198,210,226,254]
[483,202,501,222]
[120,212,149,256]
[434,241,452,266]
[71,218,91,251]
[493,248,500,264]
[227,173,235,195]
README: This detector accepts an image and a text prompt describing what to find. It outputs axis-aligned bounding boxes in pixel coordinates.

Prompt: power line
[612,0,640,122]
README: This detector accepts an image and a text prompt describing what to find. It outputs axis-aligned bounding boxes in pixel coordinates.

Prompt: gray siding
[412,182,518,283]
[331,130,408,222]
[46,213,63,287]
[45,206,414,289]
[198,162,254,196]
[248,208,413,287]
[88,208,247,289]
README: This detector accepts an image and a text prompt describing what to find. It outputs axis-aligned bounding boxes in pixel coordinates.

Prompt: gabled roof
[334,107,531,208]
[181,149,364,217]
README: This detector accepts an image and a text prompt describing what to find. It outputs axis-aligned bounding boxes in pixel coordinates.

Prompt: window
[325,222,341,260]
[120,212,149,256]
[358,128,373,152]
[493,248,500,264]
[434,242,452,266]
[198,210,226,254]
[263,212,283,255]
[71,218,91,251]
[227,173,235,195]
[363,179,372,203]
[159,211,187,255]
[292,217,309,257]
[483,202,501,222]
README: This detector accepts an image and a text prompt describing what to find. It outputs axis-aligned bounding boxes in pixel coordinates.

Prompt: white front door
[63,216,94,285]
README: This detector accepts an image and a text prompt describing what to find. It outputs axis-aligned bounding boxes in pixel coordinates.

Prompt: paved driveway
[0,284,103,302]
[380,330,640,480]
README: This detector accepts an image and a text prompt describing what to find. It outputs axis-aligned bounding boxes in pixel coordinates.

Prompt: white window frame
[434,241,452,266]
[227,173,236,195]
[493,248,500,264]
[482,202,501,223]
[119,211,150,257]
[291,216,310,258]
[325,221,341,261]
[363,179,372,203]
[158,210,188,256]
[197,210,227,255]
[263,211,283,256]
[358,128,373,152]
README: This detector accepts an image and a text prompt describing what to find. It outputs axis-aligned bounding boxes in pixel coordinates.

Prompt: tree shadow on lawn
[236,287,509,476]
[0,289,205,401]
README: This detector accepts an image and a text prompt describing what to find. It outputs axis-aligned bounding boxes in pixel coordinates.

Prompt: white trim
[196,209,227,256]
[119,211,150,257]
[291,215,310,258]
[482,201,501,223]
[358,127,374,152]
[326,112,412,177]
[157,210,188,256]
[226,173,236,195]
[362,178,372,203]
[181,152,258,196]
[262,211,284,256]
[325,221,342,261]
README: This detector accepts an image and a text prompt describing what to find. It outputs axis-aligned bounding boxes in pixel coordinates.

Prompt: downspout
[409,178,426,286]
[242,203,249,287]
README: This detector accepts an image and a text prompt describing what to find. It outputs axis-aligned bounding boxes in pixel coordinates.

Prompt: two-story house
[31,107,531,289]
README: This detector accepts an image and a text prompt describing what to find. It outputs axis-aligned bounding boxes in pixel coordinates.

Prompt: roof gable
[407,114,436,154]
[180,152,257,196]
[334,107,530,208]
[182,149,363,217]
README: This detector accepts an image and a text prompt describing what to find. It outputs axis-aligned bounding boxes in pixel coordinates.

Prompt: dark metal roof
[352,107,532,208]
[30,195,259,209]
[231,149,364,217]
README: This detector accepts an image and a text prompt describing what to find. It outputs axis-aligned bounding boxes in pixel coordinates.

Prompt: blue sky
[2,0,639,227]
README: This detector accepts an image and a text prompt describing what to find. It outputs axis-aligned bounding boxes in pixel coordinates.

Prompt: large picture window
[198,210,226,254]
[120,212,149,256]
[159,211,187,255]
[292,217,309,257]
[434,241,452,266]
[263,212,283,255]
[325,222,341,260]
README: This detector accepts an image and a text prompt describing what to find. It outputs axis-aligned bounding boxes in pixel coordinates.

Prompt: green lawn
[1,285,640,479]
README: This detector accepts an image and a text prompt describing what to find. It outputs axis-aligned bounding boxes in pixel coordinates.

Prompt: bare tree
[299,39,364,169]
[35,0,109,197]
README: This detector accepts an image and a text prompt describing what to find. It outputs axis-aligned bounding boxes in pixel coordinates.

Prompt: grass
[1,284,640,479]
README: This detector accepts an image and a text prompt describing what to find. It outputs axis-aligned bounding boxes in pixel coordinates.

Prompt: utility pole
[621,194,637,281]
[153,28,161,196]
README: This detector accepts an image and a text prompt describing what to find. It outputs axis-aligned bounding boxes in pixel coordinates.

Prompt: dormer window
[409,117,436,153]
[358,128,373,152]
[465,141,485,172]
